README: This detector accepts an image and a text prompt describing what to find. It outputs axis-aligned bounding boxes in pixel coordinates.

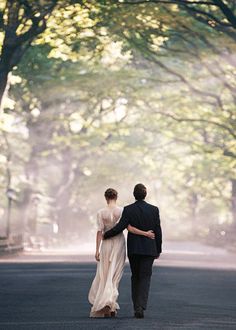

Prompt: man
[103,183,162,318]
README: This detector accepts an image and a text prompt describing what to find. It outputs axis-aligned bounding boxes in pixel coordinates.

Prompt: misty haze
[0,1,236,329]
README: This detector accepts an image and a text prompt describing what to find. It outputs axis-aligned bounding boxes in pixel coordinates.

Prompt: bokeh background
[0,0,235,253]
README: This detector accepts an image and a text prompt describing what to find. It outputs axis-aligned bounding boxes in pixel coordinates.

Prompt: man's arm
[103,208,129,239]
[155,207,162,254]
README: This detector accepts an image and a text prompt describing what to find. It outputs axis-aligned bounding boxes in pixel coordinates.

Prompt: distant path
[0,242,236,329]
[1,241,236,270]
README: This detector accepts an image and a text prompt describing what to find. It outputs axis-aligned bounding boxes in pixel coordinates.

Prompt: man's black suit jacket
[103,200,162,257]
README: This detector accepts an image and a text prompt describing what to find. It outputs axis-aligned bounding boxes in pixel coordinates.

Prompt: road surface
[0,242,236,329]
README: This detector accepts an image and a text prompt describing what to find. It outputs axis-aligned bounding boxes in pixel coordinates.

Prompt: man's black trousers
[128,254,155,311]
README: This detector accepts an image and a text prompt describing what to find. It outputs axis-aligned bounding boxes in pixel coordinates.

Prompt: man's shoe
[134,307,144,319]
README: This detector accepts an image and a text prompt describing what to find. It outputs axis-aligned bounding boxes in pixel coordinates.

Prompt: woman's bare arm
[95,231,103,261]
[127,225,155,239]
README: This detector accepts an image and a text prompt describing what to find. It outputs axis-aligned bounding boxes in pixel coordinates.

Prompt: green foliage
[0,0,236,244]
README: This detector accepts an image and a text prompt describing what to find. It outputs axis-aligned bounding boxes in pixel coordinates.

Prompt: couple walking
[88,183,162,319]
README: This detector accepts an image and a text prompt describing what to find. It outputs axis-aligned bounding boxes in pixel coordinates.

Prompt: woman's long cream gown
[88,206,126,317]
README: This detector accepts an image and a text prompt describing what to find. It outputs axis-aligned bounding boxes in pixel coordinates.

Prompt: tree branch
[153,110,236,140]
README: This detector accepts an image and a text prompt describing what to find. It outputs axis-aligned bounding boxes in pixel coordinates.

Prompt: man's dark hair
[133,183,147,201]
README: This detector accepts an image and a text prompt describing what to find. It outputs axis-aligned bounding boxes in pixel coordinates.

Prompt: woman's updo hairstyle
[104,188,118,201]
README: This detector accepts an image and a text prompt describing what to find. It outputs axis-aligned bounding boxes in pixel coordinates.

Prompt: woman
[88,188,155,318]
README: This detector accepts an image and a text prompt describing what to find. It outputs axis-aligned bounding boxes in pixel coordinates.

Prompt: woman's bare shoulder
[97,207,107,214]
[115,206,124,216]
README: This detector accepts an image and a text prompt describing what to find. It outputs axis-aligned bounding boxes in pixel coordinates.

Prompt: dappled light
[0,0,236,255]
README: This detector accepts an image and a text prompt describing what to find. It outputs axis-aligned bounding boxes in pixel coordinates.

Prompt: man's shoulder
[124,201,159,210]
[123,202,136,211]
[124,201,159,211]
[145,201,159,211]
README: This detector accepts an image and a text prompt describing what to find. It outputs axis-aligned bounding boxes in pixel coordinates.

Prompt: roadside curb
[0,237,23,256]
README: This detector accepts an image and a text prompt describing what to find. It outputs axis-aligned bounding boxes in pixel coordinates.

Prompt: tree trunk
[0,39,19,110]
[55,147,74,239]
[189,192,198,237]
[0,66,10,111]
[231,178,236,229]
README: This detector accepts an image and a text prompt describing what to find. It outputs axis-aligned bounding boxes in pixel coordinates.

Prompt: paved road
[0,255,236,330]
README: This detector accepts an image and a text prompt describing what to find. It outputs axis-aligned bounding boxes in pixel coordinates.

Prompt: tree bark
[0,70,9,109]
[231,178,236,229]
[0,42,16,109]
[189,192,198,237]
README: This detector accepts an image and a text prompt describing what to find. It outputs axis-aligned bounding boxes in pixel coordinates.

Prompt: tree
[119,0,236,38]
[110,0,236,229]
[1,0,235,245]
[0,0,78,109]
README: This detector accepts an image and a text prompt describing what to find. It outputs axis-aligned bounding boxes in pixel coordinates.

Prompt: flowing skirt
[88,233,126,317]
